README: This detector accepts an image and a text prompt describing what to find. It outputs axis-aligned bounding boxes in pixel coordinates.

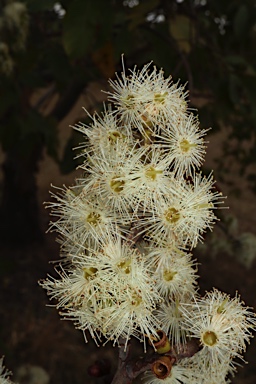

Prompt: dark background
[1,1,256,382]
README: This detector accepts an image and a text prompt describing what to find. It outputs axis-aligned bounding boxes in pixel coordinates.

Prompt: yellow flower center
[164,207,180,224]
[124,94,135,107]
[117,259,131,274]
[202,331,218,346]
[180,139,197,153]
[131,291,142,306]
[110,177,125,193]
[154,92,168,103]
[86,212,101,226]
[163,269,177,282]
[145,166,163,181]
[108,131,123,142]
[83,267,98,279]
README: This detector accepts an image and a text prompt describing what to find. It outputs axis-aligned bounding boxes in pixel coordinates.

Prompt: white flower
[143,357,202,384]
[137,173,224,249]
[40,255,110,344]
[41,232,161,349]
[0,357,14,384]
[153,251,198,299]
[157,113,209,176]
[107,61,153,131]
[99,288,160,352]
[73,104,133,156]
[186,348,235,383]
[41,58,254,378]
[79,141,140,219]
[193,288,256,351]
[107,61,188,134]
[180,290,256,368]
[136,66,188,128]
[125,146,178,211]
[156,300,190,347]
[92,235,161,350]
[47,185,118,253]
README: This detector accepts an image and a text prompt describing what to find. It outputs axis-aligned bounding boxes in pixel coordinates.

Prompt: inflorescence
[40,60,255,383]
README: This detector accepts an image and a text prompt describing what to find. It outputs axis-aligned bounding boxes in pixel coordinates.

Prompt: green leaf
[62,0,113,59]
[225,55,256,75]
[233,4,249,41]
[226,55,247,67]
[25,0,57,12]
[169,15,195,54]
[15,110,58,159]
[59,130,83,174]
[127,0,160,30]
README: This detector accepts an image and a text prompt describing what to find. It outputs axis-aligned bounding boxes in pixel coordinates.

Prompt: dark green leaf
[127,0,160,29]
[59,130,83,174]
[233,4,249,41]
[62,0,113,59]
[25,0,57,12]
[226,55,247,68]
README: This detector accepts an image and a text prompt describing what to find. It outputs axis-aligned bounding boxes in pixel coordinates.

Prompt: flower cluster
[41,61,255,382]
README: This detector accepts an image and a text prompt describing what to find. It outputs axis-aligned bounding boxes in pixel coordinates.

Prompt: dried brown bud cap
[152,330,171,354]
[151,355,175,379]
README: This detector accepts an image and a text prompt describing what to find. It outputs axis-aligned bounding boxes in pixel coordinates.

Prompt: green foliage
[25,0,57,12]
[59,129,83,174]
[62,0,114,58]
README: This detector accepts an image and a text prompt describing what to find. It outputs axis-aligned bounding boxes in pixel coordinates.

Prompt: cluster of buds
[41,60,255,383]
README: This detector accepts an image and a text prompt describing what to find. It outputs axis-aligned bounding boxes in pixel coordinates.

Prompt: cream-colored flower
[137,173,223,249]
[153,252,198,299]
[157,113,208,176]
[156,300,190,347]
[142,356,202,384]
[107,62,188,133]
[40,59,254,382]
[73,104,133,156]
[180,290,256,367]
[48,185,119,253]
[0,357,14,384]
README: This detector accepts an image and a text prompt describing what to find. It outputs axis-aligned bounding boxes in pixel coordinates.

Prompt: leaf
[14,110,59,159]
[62,2,93,58]
[91,41,115,78]
[62,0,113,59]
[169,15,194,54]
[233,4,249,41]
[26,0,57,12]
[59,130,83,174]
[127,0,160,30]
[225,55,256,76]
[226,55,247,67]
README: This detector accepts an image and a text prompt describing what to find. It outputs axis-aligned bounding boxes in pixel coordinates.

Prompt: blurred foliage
[198,213,256,269]
[0,0,256,184]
